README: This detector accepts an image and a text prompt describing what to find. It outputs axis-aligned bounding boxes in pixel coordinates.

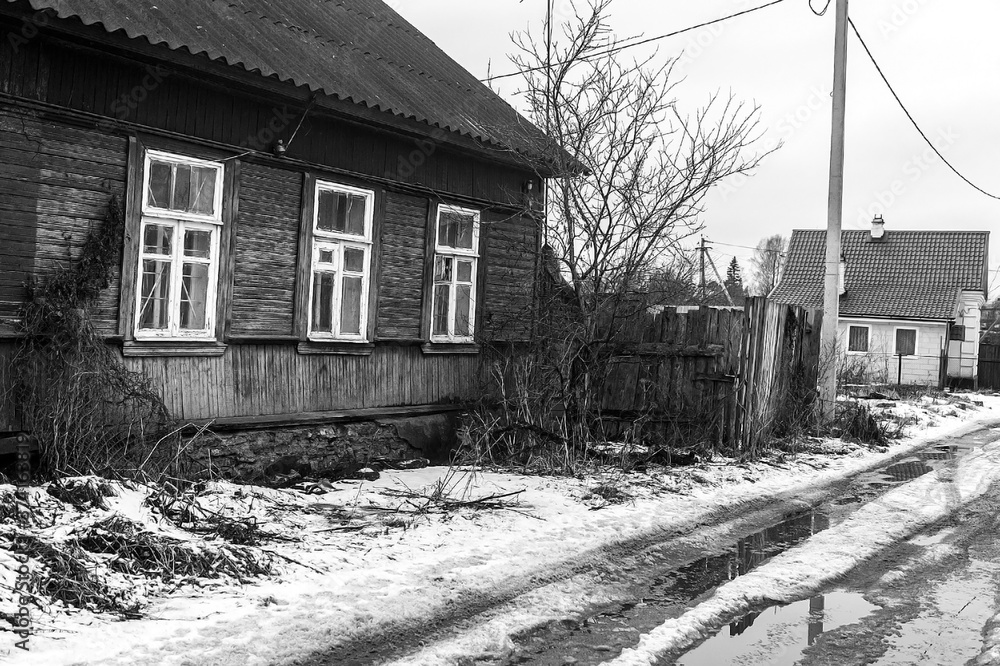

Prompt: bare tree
[750,234,787,296]
[509,0,772,333]
[470,0,775,469]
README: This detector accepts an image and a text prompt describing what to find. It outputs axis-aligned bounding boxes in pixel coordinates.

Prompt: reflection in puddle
[675,592,878,665]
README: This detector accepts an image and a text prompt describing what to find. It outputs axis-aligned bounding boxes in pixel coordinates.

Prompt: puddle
[499,425,1000,666]
[675,592,878,665]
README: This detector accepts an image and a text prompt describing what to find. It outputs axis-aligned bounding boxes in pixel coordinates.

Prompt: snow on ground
[607,418,1000,665]
[1,393,999,665]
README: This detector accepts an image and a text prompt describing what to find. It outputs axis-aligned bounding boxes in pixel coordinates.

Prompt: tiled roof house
[771,218,989,386]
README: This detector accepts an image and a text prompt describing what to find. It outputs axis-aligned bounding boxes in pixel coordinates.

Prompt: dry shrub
[46,477,117,510]
[836,401,904,447]
[12,196,170,478]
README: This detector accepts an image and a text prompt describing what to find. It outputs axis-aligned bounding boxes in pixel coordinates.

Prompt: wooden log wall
[0,342,18,430]
[0,105,126,331]
[124,343,478,422]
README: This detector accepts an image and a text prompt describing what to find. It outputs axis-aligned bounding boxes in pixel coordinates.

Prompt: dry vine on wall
[13,195,169,477]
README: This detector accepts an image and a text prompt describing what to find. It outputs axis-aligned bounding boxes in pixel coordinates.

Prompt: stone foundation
[186,411,461,482]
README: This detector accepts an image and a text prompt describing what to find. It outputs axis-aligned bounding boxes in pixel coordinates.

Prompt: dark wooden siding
[0,23,49,102]
[0,104,126,331]
[40,37,533,205]
[124,343,477,421]
[230,163,302,337]
[0,341,18,430]
[376,191,427,340]
[483,211,538,340]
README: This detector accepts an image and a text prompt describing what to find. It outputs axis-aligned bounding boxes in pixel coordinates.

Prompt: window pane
[456,260,473,283]
[317,190,349,234]
[190,166,217,215]
[311,272,336,333]
[180,262,210,330]
[438,210,474,250]
[344,247,365,273]
[455,284,472,337]
[434,256,452,282]
[346,195,366,236]
[142,224,173,255]
[341,276,363,335]
[318,248,336,265]
[896,329,916,356]
[138,259,171,330]
[848,326,868,352]
[147,161,173,209]
[173,164,191,211]
[432,284,450,336]
[183,229,212,259]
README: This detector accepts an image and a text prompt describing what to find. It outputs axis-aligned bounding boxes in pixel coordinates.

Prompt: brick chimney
[870,214,886,241]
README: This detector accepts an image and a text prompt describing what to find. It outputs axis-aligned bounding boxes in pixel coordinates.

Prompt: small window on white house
[307,182,374,341]
[431,205,479,342]
[847,325,869,353]
[135,150,224,339]
[895,328,917,356]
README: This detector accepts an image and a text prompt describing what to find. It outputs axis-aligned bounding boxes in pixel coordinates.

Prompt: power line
[485,0,790,83]
[848,18,1000,201]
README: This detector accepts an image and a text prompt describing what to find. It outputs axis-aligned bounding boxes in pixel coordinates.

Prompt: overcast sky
[394,0,1000,294]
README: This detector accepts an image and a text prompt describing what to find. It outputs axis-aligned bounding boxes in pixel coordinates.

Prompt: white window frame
[893,326,919,357]
[134,150,225,340]
[846,324,870,354]
[430,204,480,343]
[306,181,374,342]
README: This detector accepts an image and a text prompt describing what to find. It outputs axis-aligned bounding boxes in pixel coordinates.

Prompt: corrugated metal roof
[16,0,549,157]
[771,229,989,320]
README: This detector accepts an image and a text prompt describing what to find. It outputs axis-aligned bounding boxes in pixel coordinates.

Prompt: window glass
[147,162,172,209]
[896,329,917,356]
[432,284,451,337]
[438,210,475,250]
[146,159,218,216]
[456,260,473,283]
[311,272,336,334]
[455,284,472,337]
[139,259,171,330]
[183,230,212,259]
[848,326,868,352]
[341,277,363,335]
[317,190,367,236]
[344,247,365,273]
[143,224,173,255]
[180,263,210,330]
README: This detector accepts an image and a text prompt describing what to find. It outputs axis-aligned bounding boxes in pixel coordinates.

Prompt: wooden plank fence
[979,342,1000,390]
[600,297,820,453]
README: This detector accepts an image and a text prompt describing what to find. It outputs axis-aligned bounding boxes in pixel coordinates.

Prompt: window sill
[123,340,227,357]
[297,341,375,356]
[421,342,480,355]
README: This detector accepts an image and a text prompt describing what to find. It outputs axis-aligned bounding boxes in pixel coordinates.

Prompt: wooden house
[771,219,988,388]
[0,0,549,474]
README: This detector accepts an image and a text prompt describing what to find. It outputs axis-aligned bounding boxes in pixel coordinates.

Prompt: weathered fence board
[601,298,820,452]
[979,343,1000,390]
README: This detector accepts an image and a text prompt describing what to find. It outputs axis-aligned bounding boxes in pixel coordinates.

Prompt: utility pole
[699,236,708,303]
[819,0,850,420]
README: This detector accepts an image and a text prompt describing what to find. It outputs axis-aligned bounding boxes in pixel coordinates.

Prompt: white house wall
[838,318,948,385]
[947,291,985,380]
